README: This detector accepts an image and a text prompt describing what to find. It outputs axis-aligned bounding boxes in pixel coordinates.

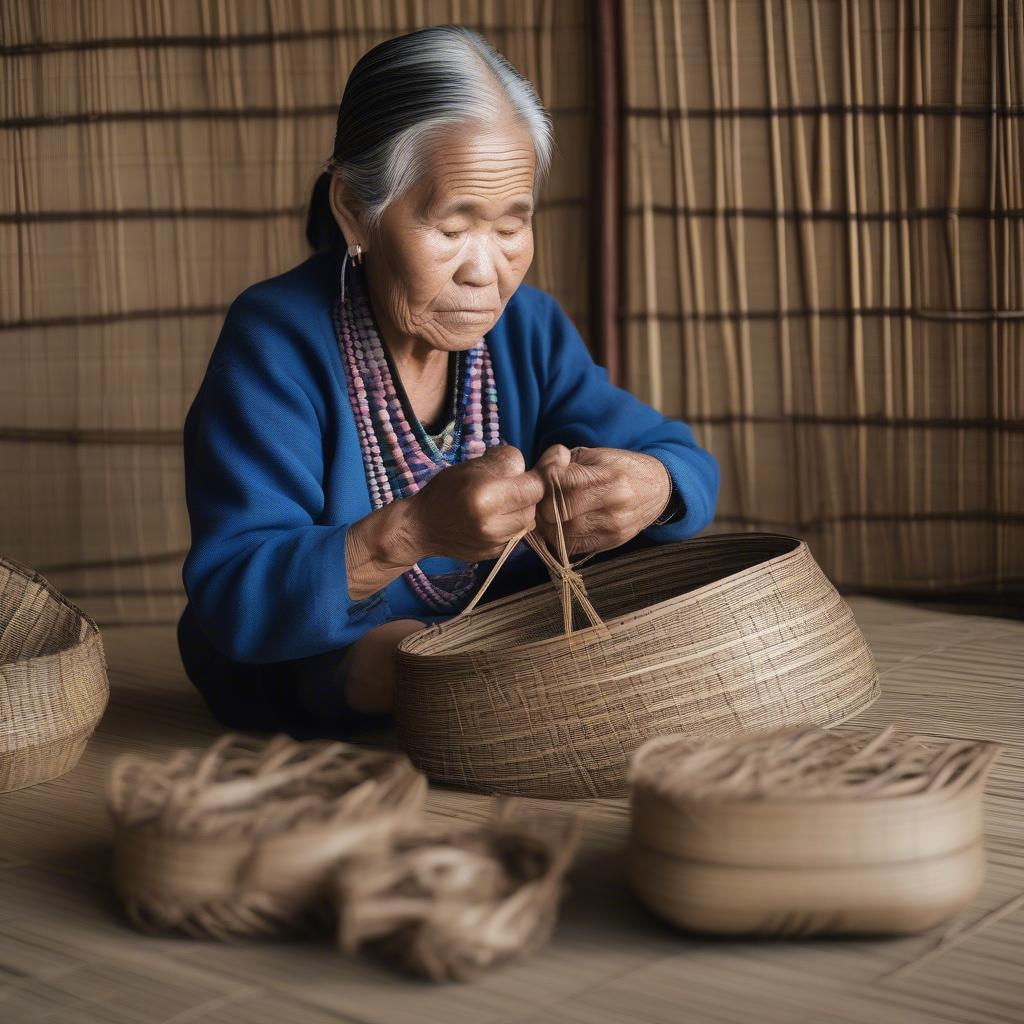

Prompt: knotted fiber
[628,725,1001,937]
[334,802,581,982]
[0,554,109,793]
[108,733,427,939]
[395,489,880,799]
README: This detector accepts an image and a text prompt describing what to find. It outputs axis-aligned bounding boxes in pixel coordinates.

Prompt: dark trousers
[176,531,663,739]
[176,602,391,739]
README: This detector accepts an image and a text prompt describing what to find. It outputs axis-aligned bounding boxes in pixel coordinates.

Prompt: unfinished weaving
[395,488,879,798]
[0,554,109,793]
[335,802,581,981]
[627,724,1001,936]
[107,733,427,938]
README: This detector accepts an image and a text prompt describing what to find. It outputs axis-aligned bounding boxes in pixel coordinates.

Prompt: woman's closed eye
[440,225,525,240]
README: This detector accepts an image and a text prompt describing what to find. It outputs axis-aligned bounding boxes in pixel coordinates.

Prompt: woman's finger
[538,520,622,557]
[491,467,546,512]
[534,443,573,479]
[537,462,624,524]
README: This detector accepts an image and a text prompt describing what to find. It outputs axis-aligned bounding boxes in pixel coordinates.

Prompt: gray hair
[305,24,554,252]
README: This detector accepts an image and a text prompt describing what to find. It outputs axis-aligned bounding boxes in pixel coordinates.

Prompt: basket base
[627,840,985,937]
[0,732,93,794]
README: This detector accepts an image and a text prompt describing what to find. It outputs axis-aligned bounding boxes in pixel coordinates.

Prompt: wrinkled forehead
[411,122,537,219]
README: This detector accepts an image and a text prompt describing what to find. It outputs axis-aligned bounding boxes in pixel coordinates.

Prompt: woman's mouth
[435,309,495,321]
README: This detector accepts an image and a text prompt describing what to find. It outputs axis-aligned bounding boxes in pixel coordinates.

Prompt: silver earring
[340,243,363,306]
[339,246,350,306]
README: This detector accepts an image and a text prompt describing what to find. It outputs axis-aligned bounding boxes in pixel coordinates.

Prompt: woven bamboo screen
[0,0,591,625]
[3,1,1019,628]
[618,0,1022,597]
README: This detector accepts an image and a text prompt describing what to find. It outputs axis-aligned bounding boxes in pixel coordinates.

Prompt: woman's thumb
[534,443,572,481]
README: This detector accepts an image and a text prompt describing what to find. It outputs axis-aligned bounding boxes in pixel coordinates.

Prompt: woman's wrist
[634,453,675,527]
[651,484,684,526]
[345,497,431,602]
[386,492,434,564]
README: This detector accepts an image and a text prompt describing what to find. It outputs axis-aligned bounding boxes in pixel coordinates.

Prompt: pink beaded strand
[331,255,502,612]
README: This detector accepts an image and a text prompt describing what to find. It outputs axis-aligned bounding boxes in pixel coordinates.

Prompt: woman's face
[332,117,537,353]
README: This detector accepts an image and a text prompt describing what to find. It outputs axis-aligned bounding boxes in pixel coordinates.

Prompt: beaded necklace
[331,252,502,612]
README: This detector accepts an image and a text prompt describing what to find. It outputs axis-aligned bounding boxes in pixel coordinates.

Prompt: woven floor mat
[0,597,1020,1023]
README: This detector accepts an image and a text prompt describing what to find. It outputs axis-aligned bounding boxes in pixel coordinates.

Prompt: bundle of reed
[627,724,1001,937]
[334,803,580,982]
[108,733,426,939]
[0,555,109,793]
[395,489,879,799]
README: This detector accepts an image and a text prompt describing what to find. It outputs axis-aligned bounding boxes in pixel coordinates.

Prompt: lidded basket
[627,725,1000,936]
[0,554,110,792]
[396,530,880,799]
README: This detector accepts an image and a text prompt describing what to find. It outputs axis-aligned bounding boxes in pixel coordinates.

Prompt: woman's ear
[328,175,365,250]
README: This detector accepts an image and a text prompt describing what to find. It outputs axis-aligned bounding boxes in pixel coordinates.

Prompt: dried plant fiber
[396,518,880,799]
[627,725,1001,937]
[0,554,109,793]
[107,733,427,939]
[334,802,580,982]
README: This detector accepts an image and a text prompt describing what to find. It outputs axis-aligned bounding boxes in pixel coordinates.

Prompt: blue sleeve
[181,295,391,664]
[532,293,720,542]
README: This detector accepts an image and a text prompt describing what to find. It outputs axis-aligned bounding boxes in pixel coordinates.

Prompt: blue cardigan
[180,250,720,666]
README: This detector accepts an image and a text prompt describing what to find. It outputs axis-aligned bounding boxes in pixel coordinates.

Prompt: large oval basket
[0,555,110,792]
[395,532,879,799]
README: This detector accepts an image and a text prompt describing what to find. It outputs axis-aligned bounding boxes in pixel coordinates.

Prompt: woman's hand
[534,444,673,558]
[405,444,546,562]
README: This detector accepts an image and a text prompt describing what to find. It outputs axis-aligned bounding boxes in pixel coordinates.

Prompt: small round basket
[396,528,879,799]
[0,554,109,793]
[107,733,427,939]
[334,805,581,982]
[627,724,1001,937]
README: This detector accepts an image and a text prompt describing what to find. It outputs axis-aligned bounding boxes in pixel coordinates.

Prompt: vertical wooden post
[589,0,624,387]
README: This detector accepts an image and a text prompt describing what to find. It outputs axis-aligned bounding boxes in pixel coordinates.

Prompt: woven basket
[395,521,880,799]
[0,554,109,793]
[108,733,427,939]
[334,803,580,981]
[627,725,1001,937]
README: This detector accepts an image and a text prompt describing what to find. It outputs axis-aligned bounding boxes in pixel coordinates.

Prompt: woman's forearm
[344,495,430,601]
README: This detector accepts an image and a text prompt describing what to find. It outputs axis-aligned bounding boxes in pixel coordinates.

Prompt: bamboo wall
[620,0,1022,596]
[1,1,1019,628]
[0,0,590,625]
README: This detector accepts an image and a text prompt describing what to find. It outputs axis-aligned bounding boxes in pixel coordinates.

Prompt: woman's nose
[454,234,499,288]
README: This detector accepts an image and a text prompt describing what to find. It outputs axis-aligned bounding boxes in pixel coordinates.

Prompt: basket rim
[629,764,993,809]
[0,553,104,670]
[397,531,806,661]
[628,727,1001,808]
[106,735,427,842]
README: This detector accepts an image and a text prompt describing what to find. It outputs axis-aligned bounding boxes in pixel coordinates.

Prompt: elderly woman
[177,25,719,738]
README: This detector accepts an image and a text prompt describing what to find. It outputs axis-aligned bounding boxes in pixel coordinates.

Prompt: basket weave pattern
[108,734,427,938]
[627,725,1001,936]
[396,532,879,799]
[0,555,109,793]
